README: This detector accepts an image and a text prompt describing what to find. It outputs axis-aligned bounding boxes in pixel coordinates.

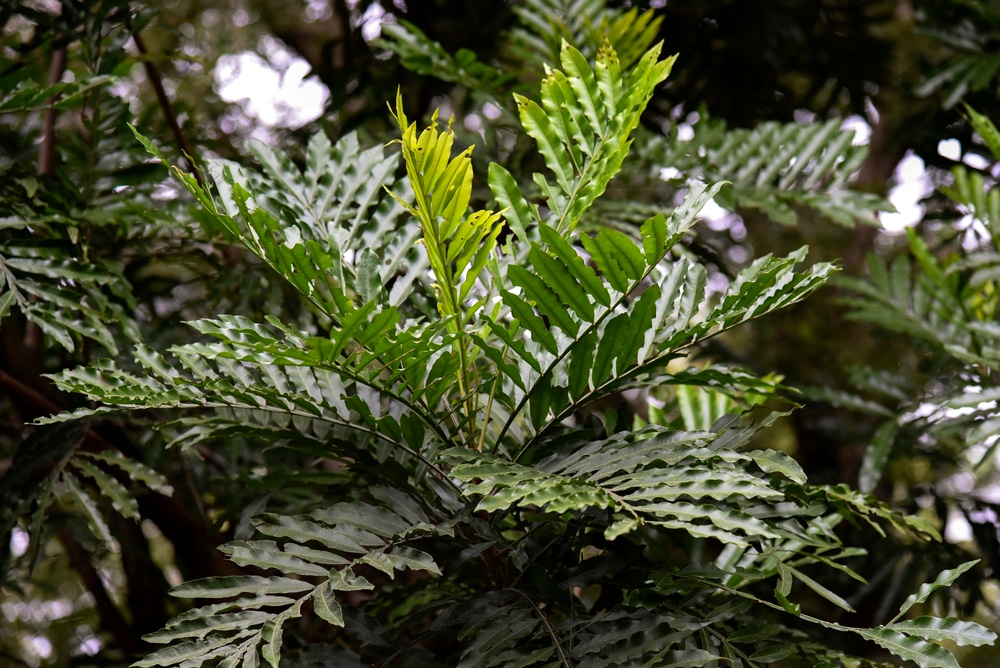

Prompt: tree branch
[130,30,204,187]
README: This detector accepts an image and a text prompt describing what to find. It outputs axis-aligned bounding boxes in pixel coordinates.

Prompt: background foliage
[2,1,1000,666]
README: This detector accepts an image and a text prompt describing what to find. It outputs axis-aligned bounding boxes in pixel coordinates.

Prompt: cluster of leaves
[0,1,150,355]
[0,2,320,662]
[2,1,999,667]
[379,0,663,106]
[815,106,1000,629]
[653,116,891,228]
[914,3,1000,110]
[380,0,891,237]
[0,0,173,577]
[35,10,995,665]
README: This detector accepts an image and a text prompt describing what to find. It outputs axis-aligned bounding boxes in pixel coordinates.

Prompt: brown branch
[0,367,118,453]
[38,46,67,177]
[130,31,204,187]
[0,368,61,420]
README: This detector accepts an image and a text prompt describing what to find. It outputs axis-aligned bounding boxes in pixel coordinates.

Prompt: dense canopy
[1,1,999,667]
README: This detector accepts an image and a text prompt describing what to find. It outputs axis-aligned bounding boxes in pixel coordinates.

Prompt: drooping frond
[0,226,134,353]
[134,500,443,668]
[0,419,175,566]
[446,424,801,547]
[44,314,465,464]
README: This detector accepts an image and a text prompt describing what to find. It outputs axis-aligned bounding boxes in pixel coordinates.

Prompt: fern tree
[40,27,996,668]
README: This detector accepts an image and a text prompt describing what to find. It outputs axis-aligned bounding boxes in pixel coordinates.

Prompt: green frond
[45,315,461,461]
[376,21,508,103]
[24,8,991,665]
[837,228,1000,363]
[135,126,427,318]
[455,593,549,667]
[964,104,1000,160]
[389,92,507,438]
[447,425,811,548]
[893,560,981,623]
[512,40,675,233]
[942,163,1000,238]
[884,617,998,648]
[0,73,117,113]
[509,0,662,73]
[68,457,139,520]
[658,117,892,227]
[848,627,962,668]
[61,471,114,544]
[917,49,1000,109]
[0,229,133,354]
[135,501,443,668]
[483,219,831,453]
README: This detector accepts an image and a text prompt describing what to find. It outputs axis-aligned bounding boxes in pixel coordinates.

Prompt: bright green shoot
[388,92,503,443]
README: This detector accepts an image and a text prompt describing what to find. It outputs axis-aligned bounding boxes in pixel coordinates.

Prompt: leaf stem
[130,29,204,187]
[506,588,571,668]
[479,343,508,452]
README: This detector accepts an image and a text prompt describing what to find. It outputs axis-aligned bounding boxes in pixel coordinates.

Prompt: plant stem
[130,30,204,187]
[507,588,571,668]
[38,46,67,177]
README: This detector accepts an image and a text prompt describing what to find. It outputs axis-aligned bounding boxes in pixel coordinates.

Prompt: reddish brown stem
[131,31,204,187]
[38,47,67,177]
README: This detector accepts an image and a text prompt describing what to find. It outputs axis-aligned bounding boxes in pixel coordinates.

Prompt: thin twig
[180,452,209,524]
[130,30,204,187]
[507,587,572,667]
